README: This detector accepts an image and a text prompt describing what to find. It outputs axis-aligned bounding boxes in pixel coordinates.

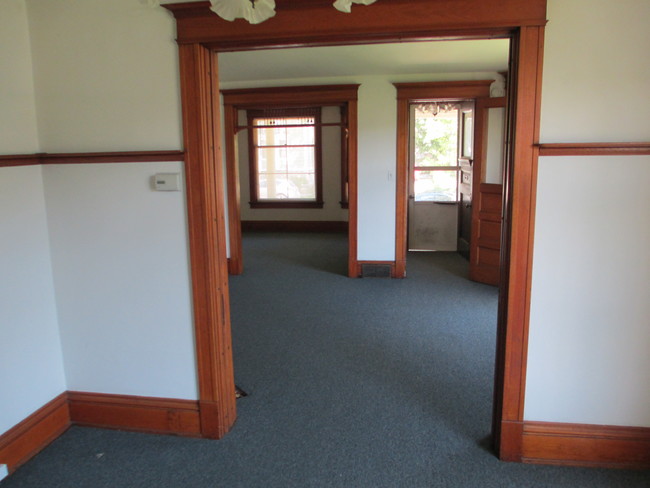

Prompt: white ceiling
[218,39,510,83]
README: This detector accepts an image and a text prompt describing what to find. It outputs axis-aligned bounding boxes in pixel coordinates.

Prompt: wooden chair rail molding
[537,142,650,157]
[0,150,185,168]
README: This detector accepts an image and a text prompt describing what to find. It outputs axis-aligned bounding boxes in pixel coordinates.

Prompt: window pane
[287,147,315,173]
[286,126,315,145]
[257,147,288,173]
[257,127,287,146]
[288,173,316,199]
[258,174,302,199]
[414,170,457,202]
[413,104,458,167]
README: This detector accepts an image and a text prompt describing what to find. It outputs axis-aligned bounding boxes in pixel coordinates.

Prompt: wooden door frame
[220,85,360,277]
[394,80,493,276]
[163,0,547,462]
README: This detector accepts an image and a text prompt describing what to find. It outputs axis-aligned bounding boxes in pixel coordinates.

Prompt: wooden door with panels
[468,97,507,286]
[457,101,475,259]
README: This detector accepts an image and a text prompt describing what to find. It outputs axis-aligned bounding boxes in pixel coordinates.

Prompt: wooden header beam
[163,0,547,49]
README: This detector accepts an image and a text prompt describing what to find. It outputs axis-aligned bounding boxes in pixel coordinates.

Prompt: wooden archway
[163,0,546,462]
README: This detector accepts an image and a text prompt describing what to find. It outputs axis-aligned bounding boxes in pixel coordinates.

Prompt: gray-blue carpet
[3,232,648,487]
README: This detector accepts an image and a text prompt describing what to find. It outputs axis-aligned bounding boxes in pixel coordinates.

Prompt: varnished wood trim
[499,420,524,462]
[167,0,549,463]
[522,421,650,469]
[347,99,359,278]
[223,104,243,275]
[394,81,493,280]
[394,96,409,279]
[0,154,41,167]
[0,151,185,168]
[537,142,650,157]
[242,220,347,233]
[393,80,492,101]
[493,25,545,459]
[221,84,359,107]
[179,44,236,439]
[482,96,507,108]
[0,393,70,473]
[163,0,547,49]
[68,391,201,437]
[221,85,359,277]
[40,151,185,164]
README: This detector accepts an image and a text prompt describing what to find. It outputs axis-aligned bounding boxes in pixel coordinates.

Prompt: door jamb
[394,80,492,277]
[164,1,546,461]
[220,85,360,277]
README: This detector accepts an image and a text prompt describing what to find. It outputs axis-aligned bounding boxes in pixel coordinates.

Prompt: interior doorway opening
[164,0,548,460]
[408,101,464,253]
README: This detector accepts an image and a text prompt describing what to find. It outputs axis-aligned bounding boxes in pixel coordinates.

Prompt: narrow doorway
[408,101,468,253]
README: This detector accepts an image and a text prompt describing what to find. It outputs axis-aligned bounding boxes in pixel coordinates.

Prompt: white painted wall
[42,162,198,399]
[0,0,39,153]
[526,0,650,426]
[539,0,650,143]
[0,166,66,433]
[25,0,183,152]
[527,156,650,426]
[237,107,348,222]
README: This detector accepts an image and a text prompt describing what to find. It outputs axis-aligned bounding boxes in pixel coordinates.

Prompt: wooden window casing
[247,108,324,209]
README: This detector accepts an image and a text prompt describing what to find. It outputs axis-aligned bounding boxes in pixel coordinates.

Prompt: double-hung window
[247,108,323,208]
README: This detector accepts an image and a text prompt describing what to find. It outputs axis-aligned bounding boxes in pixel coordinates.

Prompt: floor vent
[361,263,392,278]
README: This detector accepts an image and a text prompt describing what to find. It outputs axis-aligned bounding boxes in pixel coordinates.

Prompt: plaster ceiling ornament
[333,0,378,14]
[210,0,277,25]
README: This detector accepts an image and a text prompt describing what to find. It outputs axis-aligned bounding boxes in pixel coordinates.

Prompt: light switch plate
[153,173,181,191]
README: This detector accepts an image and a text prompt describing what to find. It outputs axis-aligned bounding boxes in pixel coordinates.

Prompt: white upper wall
[0,166,66,432]
[539,0,650,143]
[526,0,650,427]
[42,162,197,399]
[527,155,650,426]
[25,0,183,152]
[0,0,39,153]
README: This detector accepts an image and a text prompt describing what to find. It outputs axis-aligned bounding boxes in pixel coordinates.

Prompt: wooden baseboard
[0,393,70,473]
[521,421,650,469]
[67,391,201,437]
[241,220,348,233]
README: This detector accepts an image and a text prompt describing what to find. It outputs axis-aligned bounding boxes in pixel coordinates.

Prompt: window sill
[250,201,324,209]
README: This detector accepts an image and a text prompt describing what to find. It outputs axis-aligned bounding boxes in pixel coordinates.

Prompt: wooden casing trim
[163,0,546,49]
[164,0,550,464]
[178,44,237,439]
[393,80,493,278]
[221,84,360,278]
